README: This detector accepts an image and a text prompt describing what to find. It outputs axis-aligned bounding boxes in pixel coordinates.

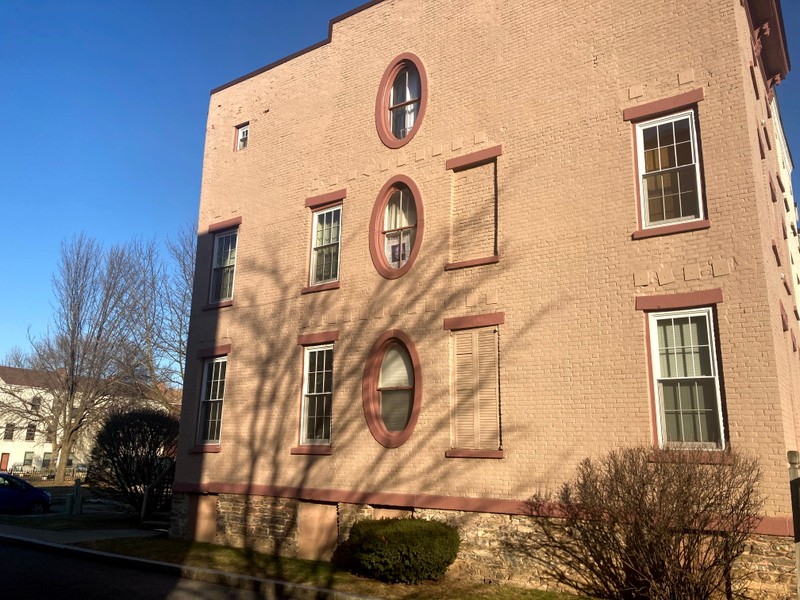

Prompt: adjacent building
[173,0,798,593]
[0,366,81,472]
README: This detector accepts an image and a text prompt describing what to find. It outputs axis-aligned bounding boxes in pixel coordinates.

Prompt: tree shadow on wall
[176,192,587,595]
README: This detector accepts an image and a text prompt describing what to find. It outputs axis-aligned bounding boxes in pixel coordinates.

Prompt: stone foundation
[171,492,797,598]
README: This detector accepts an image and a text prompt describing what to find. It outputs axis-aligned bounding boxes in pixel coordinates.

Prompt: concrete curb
[0,533,379,600]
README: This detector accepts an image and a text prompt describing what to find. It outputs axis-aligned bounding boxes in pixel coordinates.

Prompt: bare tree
[5,235,138,482]
[0,225,194,481]
[119,222,195,413]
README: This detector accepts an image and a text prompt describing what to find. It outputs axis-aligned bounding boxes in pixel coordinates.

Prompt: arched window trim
[362,330,423,448]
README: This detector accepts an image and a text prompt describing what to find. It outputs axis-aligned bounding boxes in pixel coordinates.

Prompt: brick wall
[175,0,799,563]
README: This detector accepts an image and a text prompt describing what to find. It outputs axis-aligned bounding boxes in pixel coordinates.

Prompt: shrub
[339,518,460,584]
[526,446,763,600]
[88,408,179,516]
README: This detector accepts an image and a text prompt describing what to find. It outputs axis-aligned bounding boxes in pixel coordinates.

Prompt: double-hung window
[198,357,226,444]
[25,424,35,441]
[3,424,13,441]
[209,230,237,303]
[649,308,724,448]
[310,206,341,286]
[636,110,703,228]
[301,345,333,445]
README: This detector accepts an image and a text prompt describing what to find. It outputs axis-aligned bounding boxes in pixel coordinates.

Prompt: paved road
[0,542,263,599]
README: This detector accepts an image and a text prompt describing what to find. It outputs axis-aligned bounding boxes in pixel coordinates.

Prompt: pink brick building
[172,0,799,592]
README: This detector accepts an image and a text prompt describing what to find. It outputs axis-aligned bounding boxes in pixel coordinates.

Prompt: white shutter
[454,330,476,448]
[476,328,499,448]
[452,327,499,449]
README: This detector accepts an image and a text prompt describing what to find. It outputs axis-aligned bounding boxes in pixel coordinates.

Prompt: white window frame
[236,123,249,151]
[648,307,725,449]
[309,205,342,286]
[301,344,334,445]
[636,110,703,229]
[197,356,227,444]
[209,230,237,303]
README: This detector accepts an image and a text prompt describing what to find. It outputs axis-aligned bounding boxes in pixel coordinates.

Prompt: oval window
[375,53,428,149]
[369,175,424,279]
[379,345,414,431]
[362,330,422,448]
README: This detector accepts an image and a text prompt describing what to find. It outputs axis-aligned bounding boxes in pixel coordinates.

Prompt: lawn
[0,502,581,599]
[77,537,579,600]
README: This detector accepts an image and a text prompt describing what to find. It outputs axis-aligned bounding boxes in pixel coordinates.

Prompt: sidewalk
[0,523,377,600]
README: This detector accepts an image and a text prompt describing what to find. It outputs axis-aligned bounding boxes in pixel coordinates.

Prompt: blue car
[0,473,51,514]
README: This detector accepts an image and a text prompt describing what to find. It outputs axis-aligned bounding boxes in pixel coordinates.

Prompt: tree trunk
[54,440,73,483]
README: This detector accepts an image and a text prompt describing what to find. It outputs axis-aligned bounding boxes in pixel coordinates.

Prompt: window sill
[190,444,221,454]
[300,281,340,295]
[202,300,233,311]
[290,445,332,456]
[648,449,731,465]
[445,449,505,459]
[444,256,500,271]
[632,219,710,240]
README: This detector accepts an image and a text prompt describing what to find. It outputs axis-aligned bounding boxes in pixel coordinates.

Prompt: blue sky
[1,1,799,359]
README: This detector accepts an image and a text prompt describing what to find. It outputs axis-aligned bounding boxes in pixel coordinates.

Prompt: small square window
[209,230,237,304]
[310,206,342,286]
[649,308,724,448]
[236,123,249,151]
[301,345,334,445]
[636,111,703,228]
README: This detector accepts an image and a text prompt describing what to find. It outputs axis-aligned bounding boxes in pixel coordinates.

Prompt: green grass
[77,537,578,600]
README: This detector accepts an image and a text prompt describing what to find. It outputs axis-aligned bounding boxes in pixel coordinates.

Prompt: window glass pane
[391,107,406,138]
[391,67,407,106]
[644,148,659,173]
[385,231,401,267]
[659,146,675,170]
[658,122,674,147]
[642,126,659,151]
[381,390,413,432]
[674,117,691,143]
[380,346,413,387]
[385,190,403,229]
[675,141,693,166]
[406,102,418,131]
[406,65,420,101]
[403,190,417,226]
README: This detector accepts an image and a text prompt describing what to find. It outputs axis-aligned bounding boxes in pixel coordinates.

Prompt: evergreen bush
[340,517,460,584]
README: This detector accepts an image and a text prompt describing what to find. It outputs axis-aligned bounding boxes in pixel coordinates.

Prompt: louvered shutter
[454,330,476,448]
[453,327,499,449]
[476,327,499,448]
